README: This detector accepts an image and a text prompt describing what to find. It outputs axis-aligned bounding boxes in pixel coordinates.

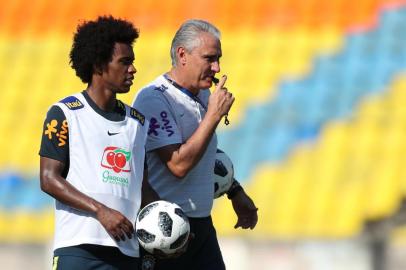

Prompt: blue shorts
[53,244,140,270]
[140,216,226,270]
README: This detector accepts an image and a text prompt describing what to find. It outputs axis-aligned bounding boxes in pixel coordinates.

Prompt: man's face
[102,42,136,93]
[183,32,222,91]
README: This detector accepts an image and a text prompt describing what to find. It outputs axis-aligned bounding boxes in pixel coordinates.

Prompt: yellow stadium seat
[0,210,54,243]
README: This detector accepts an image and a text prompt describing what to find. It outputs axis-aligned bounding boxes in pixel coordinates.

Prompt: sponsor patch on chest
[59,96,84,110]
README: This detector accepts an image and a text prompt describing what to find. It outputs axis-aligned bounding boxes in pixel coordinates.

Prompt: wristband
[227,179,243,199]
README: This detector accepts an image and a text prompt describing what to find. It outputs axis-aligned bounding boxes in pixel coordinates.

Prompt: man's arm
[227,179,258,230]
[40,157,135,241]
[154,112,219,178]
[156,75,234,178]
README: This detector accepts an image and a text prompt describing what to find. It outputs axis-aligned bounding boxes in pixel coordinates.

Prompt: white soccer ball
[136,200,190,255]
[213,149,234,198]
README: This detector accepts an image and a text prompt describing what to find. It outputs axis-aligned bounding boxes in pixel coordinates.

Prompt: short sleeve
[133,90,182,152]
[39,105,69,164]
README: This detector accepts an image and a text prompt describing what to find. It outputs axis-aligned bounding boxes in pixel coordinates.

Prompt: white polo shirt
[133,75,217,217]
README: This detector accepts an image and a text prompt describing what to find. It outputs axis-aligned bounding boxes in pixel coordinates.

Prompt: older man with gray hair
[133,19,258,270]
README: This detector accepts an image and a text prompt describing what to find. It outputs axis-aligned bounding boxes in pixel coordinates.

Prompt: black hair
[69,15,139,83]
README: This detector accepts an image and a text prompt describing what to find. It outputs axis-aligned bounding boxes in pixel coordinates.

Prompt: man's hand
[96,205,135,242]
[207,75,234,121]
[231,189,258,229]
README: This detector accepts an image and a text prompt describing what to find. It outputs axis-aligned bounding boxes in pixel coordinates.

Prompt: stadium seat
[3,0,406,242]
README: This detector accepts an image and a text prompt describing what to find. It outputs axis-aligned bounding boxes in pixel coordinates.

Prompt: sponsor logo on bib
[100,146,131,186]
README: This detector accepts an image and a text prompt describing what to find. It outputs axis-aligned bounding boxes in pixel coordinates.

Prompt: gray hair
[170,19,221,66]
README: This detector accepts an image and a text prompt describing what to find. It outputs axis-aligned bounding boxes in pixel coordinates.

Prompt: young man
[39,16,157,270]
[133,19,258,270]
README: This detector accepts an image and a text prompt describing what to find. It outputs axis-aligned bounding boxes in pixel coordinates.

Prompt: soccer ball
[213,149,234,198]
[136,200,190,255]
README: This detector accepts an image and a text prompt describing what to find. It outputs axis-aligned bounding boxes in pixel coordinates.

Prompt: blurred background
[2,0,406,269]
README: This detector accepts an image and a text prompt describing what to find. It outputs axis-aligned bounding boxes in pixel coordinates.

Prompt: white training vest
[53,93,147,257]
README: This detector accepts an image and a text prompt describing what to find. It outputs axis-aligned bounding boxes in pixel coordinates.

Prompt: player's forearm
[40,163,104,215]
[168,113,220,177]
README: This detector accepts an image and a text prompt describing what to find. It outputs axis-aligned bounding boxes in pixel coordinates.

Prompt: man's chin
[115,87,131,94]
[201,80,213,89]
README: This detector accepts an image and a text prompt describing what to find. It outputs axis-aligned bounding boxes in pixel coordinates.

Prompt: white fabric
[133,75,217,217]
[53,93,147,257]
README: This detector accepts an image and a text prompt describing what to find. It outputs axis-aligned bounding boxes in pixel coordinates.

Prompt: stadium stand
[1,0,406,243]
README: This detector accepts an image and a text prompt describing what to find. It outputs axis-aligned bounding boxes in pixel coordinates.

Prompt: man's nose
[211,61,220,73]
[129,64,137,74]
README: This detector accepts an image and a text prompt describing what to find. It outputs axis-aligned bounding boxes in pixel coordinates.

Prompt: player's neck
[85,85,117,112]
[167,69,199,95]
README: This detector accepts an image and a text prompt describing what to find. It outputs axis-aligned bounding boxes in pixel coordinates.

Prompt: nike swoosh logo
[107,131,120,136]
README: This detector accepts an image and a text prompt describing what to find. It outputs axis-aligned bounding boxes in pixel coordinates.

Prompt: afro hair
[69,15,139,83]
